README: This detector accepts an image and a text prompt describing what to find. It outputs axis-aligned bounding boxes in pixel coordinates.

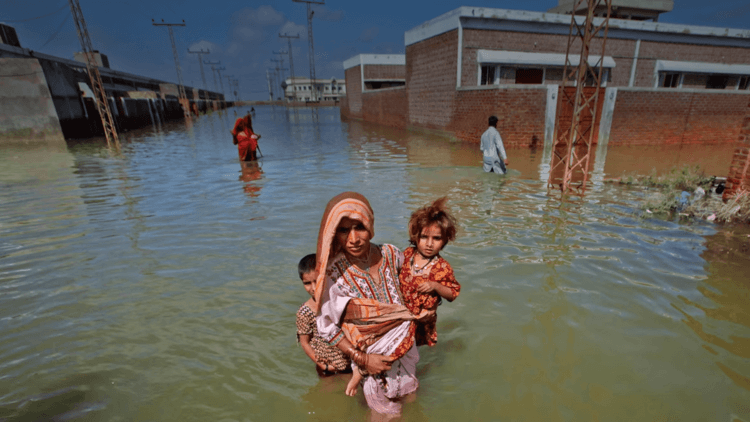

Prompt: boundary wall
[0,42,226,141]
[0,58,65,145]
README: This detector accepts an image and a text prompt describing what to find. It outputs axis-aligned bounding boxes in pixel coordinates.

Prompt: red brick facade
[449,87,548,145]
[344,66,362,117]
[362,88,408,129]
[610,90,748,145]
[406,30,458,129]
[725,106,750,198]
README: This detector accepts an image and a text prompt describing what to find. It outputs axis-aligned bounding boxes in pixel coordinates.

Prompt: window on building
[481,65,497,85]
[739,76,750,90]
[706,75,728,89]
[515,68,544,84]
[662,72,680,88]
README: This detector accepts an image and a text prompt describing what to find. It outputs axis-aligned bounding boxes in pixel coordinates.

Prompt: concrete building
[0,26,226,144]
[548,0,674,21]
[283,77,346,102]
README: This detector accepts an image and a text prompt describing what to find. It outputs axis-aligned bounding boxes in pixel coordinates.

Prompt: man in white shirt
[480,115,508,174]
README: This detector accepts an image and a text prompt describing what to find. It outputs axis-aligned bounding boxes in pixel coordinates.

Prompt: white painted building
[283,77,346,102]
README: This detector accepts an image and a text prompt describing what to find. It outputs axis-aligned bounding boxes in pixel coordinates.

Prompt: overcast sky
[3,0,750,101]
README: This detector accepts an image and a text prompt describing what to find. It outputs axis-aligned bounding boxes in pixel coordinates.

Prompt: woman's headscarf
[313,192,374,313]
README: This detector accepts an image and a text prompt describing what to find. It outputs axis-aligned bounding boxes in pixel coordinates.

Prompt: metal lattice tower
[266,69,273,101]
[68,0,119,148]
[293,0,323,102]
[153,20,190,120]
[279,33,299,101]
[188,48,210,93]
[548,0,612,194]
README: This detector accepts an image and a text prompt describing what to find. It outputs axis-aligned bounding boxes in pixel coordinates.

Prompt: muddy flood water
[1,105,749,421]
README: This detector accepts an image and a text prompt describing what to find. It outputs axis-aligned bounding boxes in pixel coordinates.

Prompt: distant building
[283,77,346,102]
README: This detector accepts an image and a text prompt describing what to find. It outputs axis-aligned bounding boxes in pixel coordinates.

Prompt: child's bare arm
[299,334,326,369]
[416,282,457,301]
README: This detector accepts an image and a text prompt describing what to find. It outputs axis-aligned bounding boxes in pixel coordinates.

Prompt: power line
[37,11,69,49]
[2,2,67,22]
[292,0,324,102]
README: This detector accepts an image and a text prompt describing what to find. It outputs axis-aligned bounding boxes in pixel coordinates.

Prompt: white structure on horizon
[283,77,346,102]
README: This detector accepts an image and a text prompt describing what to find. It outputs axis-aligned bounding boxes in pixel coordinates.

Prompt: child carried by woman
[345,197,461,395]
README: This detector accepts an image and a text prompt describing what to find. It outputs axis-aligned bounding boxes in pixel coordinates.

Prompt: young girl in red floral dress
[345,197,460,396]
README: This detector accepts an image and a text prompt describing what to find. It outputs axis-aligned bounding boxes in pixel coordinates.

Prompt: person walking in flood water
[480,115,508,174]
[231,114,261,161]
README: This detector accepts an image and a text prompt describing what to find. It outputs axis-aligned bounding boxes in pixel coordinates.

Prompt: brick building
[340,54,407,128]
[343,7,750,147]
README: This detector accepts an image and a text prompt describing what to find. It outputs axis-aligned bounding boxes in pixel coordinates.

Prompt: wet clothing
[314,192,429,415]
[296,303,351,372]
[399,246,460,347]
[318,244,424,415]
[236,130,258,161]
[480,126,507,174]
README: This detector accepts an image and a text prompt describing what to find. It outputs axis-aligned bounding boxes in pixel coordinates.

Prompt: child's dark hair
[298,253,317,280]
[408,197,458,248]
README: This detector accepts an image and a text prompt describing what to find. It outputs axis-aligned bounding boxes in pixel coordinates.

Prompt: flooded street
[1,105,749,421]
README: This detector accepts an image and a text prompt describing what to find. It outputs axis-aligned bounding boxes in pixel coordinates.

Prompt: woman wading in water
[313,192,433,416]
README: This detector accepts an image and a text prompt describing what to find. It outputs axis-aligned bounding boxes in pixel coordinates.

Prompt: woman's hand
[364,353,394,374]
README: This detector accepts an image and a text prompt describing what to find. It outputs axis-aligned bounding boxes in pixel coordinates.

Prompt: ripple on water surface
[1,106,749,421]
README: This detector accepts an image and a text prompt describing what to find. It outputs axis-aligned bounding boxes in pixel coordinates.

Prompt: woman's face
[335,217,371,258]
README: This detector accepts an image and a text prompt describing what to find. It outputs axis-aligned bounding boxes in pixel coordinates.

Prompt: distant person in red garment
[231,114,261,161]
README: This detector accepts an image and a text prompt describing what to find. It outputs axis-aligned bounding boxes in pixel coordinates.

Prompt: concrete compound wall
[0,58,65,145]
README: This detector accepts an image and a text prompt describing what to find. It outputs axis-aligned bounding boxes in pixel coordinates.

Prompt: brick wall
[632,41,750,88]
[461,29,636,87]
[449,86,548,145]
[406,29,458,129]
[609,90,748,145]
[361,87,408,129]
[363,64,405,80]
[344,66,362,117]
[724,102,750,199]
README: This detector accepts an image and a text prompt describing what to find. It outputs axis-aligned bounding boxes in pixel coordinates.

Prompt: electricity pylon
[292,0,323,102]
[152,19,191,120]
[68,0,119,148]
[548,0,612,194]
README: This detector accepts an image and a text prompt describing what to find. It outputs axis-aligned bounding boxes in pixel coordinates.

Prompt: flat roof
[343,54,406,70]
[405,6,750,48]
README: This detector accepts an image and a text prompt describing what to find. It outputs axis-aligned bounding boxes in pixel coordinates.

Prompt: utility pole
[215,66,226,99]
[68,0,119,148]
[279,33,299,102]
[224,75,234,102]
[204,60,220,93]
[266,69,275,101]
[292,0,324,102]
[152,19,190,120]
[273,51,288,101]
[187,48,209,93]
[271,58,283,100]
